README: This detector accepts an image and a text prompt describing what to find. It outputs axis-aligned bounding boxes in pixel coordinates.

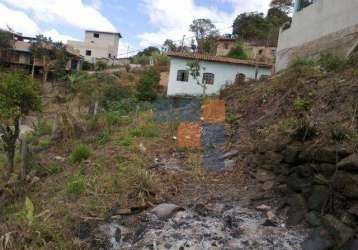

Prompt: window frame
[85,50,92,56]
[93,33,100,38]
[202,73,215,85]
[176,70,189,82]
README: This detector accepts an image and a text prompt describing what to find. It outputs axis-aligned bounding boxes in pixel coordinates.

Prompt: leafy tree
[162,39,177,52]
[266,7,291,45]
[270,0,293,14]
[0,30,13,65]
[190,19,219,54]
[227,41,249,60]
[52,42,69,81]
[233,12,270,44]
[136,67,160,101]
[0,71,41,178]
[30,35,53,82]
[186,61,207,97]
[131,46,161,65]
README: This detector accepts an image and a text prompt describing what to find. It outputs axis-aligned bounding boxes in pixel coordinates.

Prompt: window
[93,33,100,38]
[108,53,112,58]
[86,50,92,56]
[202,73,215,85]
[224,43,229,49]
[177,70,189,82]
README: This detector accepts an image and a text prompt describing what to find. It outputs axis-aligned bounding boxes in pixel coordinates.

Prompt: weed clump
[69,144,92,164]
[66,175,86,196]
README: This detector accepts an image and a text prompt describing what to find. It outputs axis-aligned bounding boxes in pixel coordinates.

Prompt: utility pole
[126,45,130,58]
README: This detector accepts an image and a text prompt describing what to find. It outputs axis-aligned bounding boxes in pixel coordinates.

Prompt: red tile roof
[166,52,272,68]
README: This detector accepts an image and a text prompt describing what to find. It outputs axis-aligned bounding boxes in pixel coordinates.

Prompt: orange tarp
[177,123,201,149]
[202,99,226,123]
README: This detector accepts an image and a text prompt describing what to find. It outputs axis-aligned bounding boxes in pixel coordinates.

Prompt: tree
[190,19,219,54]
[266,7,291,45]
[270,0,293,14]
[52,42,69,81]
[186,61,207,97]
[0,30,13,65]
[162,39,177,52]
[0,71,41,178]
[233,12,270,44]
[30,35,53,82]
[136,67,160,101]
[227,41,249,60]
[131,46,161,65]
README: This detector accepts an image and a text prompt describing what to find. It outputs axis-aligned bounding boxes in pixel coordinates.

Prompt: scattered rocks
[256,170,275,183]
[337,153,358,172]
[308,185,330,211]
[287,194,307,226]
[151,203,184,220]
[301,228,334,250]
[335,172,358,199]
[348,203,358,217]
[322,214,354,247]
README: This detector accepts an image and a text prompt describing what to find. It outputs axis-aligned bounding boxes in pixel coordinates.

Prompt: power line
[118,25,234,57]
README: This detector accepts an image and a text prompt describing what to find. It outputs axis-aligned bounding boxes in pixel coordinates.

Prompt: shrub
[291,119,318,141]
[66,175,86,196]
[33,119,53,137]
[119,137,133,147]
[82,61,94,71]
[130,123,158,138]
[291,57,316,68]
[293,98,312,111]
[97,129,111,145]
[227,42,248,60]
[318,53,346,72]
[95,61,107,71]
[69,144,92,164]
[136,67,160,101]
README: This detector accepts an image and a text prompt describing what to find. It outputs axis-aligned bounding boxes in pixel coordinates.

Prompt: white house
[166,52,272,96]
[68,30,121,64]
[276,0,358,71]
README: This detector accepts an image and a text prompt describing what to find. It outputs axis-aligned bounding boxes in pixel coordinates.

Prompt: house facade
[68,30,121,64]
[276,0,358,71]
[166,52,272,96]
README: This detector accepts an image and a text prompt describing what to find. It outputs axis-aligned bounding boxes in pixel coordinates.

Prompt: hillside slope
[222,60,358,249]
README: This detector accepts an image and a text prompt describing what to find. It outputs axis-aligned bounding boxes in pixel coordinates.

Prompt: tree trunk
[31,60,35,79]
[20,138,29,180]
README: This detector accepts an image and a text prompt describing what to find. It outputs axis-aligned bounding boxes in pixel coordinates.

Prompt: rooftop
[85,30,122,38]
[166,52,273,68]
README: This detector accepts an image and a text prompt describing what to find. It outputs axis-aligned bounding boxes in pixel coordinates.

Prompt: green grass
[38,138,51,148]
[97,129,111,145]
[119,136,133,147]
[130,123,158,138]
[66,175,86,196]
[69,144,92,164]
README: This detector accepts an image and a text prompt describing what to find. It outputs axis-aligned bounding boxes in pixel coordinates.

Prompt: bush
[318,53,346,72]
[69,144,92,164]
[33,119,53,137]
[227,42,248,60]
[66,175,86,196]
[95,61,107,71]
[291,57,316,68]
[293,98,312,111]
[119,137,133,147]
[136,67,160,101]
[130,123,158,138]
[97,129,111,145]
[82,61,94,71]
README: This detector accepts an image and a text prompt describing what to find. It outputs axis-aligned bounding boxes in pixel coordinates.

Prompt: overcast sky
[0,0,271,57]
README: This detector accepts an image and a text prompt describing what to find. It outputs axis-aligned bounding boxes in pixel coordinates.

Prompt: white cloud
[0,3,39,36]
[138,0,271,48]
[42,29,78,43]
[1,0,116,32]
[219,0,271,14]
[138,0,234,48]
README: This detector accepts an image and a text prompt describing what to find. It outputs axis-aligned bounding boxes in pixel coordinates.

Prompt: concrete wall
[167,58,272,96]
[68,31,120,62]
[276,0,358,71]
